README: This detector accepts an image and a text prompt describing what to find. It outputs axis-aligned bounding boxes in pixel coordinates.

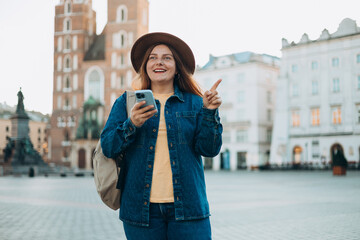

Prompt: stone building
[270,18,360,167]
[51,0,149,169]
[195,52,280,170]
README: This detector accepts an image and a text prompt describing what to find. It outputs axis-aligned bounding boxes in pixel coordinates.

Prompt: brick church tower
[50,0,149,167]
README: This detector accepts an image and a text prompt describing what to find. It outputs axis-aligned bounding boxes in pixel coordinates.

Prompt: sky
[0,0,359,115]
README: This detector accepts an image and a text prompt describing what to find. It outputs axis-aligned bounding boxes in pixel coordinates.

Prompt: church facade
[50,0,149,169]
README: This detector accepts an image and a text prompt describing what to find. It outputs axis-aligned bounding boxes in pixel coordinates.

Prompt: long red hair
[132,44,202,97]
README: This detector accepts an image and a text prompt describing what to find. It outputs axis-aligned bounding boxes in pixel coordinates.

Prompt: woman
[101,32,223,240]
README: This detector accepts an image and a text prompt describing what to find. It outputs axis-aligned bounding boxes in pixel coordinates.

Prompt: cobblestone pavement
[0,171,359,240]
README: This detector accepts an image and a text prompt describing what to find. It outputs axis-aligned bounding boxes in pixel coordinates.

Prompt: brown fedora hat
[131,32,195,74]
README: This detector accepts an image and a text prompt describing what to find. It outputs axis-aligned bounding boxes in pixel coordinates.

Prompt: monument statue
[3,89,47,174]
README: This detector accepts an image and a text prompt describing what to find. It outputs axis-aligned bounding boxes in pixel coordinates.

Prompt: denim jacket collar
[171,84,185,103]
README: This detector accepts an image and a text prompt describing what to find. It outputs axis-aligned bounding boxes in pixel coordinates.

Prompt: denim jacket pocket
[176,111,197,144]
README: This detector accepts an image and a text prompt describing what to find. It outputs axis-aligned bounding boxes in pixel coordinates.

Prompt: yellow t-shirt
[150,92,174,203]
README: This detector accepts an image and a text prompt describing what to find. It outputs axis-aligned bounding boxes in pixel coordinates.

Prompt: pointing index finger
[210,79,222,92]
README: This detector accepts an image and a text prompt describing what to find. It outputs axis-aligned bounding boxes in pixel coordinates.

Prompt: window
[72,36,77,50]
[266,129,272,142]
[64,56,71,69]
[65,36,71,50]
[119,53,125,67]
[73,74,78,90]
[111,72,116,88]
[142,9,147,26]
[266,91,271,103]
[291,110,300,127]
[128,32,134,45]
[331,106,341,125]
[57,56,62,71]
[126,70,132,87]
[237,91,245,103]
[357,76,360,90]
[332,57,339,67]
[72,95,77,109]
[120,75,124,88]
[73,55,78,70]
[57,37,62,52]
[312,141,320,158]
[357,54,360,63]
[64,18,71,32]
[236,130,247,143]
[65,1,71,14]
[116,5,128,23]
[121,34,125,48]
[57,96,62,109]
[332,78,340,93]
[111,52,117,67]
[312,81,319,95]
[267,109,272,121]
[311,108,320,126]
[292,84,299,97]
[6,126,9,132]
[65,76,70,88]
[356,105,360,124]
[57,76,62,91]
[311,61,318,70]
[291,64,298,73]
[88,70,101,100]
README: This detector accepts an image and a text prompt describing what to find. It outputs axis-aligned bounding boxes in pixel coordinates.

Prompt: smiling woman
[100,32,223,239]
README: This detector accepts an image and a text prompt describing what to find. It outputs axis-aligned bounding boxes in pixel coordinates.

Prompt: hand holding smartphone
[135,90,158,112]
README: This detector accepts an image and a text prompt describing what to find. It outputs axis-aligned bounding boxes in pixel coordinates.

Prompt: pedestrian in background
[101,32,223,240]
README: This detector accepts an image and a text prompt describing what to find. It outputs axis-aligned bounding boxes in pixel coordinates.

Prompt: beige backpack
[92,91,135,210]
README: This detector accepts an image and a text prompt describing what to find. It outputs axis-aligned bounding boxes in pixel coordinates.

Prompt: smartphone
[135,90,158,112]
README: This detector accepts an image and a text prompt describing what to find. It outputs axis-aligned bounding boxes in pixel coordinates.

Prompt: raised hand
[203,79,222,110]
[130,101,157,127]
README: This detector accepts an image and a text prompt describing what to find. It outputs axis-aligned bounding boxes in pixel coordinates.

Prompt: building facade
[270,18,360,167]
[195,52,280,170]
[51,0,149,169]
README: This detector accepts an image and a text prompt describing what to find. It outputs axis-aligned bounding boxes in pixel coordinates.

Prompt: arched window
[73,55,78,70]
[64,55,71,69]
[119,53,124,67]
[65,75,70,88]
[116,5,128,23]
[73,74,78,89]
[64,18,71,32]
[85,66,104,103]
[57,56,62,71]
[65,1,71,14]
[89,70,101,100]
[72,35,77,50]
[121,34,125,47]
[64,130,70,141]
[65,36,71,50]
[57,37,62,52]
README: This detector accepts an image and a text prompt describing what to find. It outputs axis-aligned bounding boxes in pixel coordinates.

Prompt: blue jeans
[123,203,212,240]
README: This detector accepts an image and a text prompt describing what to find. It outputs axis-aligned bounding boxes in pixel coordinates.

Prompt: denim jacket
[101,84,223,227]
